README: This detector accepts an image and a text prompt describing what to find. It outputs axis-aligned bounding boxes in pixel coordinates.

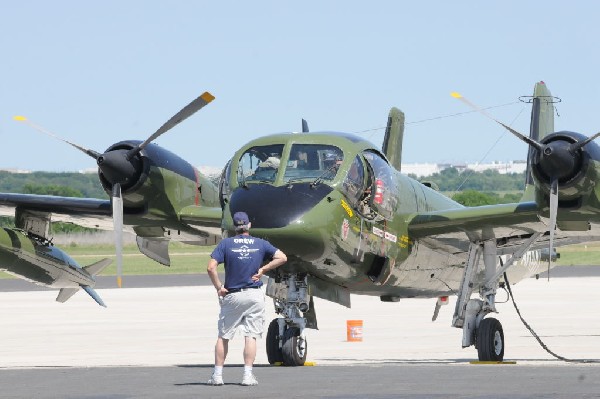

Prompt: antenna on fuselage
[301,119,309,133]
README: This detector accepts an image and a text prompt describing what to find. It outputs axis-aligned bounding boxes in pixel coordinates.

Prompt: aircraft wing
[178,205,223,229]
[408,201,600,256]
[0,192,115,231]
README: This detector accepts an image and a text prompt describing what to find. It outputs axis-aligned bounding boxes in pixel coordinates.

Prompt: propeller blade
[127,91,215,159]
[570,131,600,152]
[112,183,124,288]
[450,92,544,151]
[548,178,559,280]
[13,116,101,159]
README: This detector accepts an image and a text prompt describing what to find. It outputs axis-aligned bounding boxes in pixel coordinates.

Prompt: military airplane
[1,81,596,365]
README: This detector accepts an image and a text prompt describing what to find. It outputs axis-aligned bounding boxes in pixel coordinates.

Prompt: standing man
[207,211,287,386]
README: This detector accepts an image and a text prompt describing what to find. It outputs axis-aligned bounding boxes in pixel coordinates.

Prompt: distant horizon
[0,159,528,176]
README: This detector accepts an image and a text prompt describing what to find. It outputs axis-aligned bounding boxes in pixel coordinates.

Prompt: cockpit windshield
[236,143,344,186]
[238,144,285,184]
[284,144,344,183]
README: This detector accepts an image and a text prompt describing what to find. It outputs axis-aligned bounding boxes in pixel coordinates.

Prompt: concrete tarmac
[0,272,599,398]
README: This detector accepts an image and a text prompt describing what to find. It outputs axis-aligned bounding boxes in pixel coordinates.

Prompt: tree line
[0,168,527,227]
[0,171,106,233]
[0,171,107,199]
[410,167,527,206]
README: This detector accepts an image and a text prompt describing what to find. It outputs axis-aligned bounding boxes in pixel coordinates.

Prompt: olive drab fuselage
[217,132,546,301]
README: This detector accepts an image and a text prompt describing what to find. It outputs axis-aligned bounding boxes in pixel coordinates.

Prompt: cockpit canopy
[237,143,344,185]
[219,137,397,222]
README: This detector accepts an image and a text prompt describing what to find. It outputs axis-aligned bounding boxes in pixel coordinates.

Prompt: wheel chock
[469,361,517,365]
[271,361,316,366]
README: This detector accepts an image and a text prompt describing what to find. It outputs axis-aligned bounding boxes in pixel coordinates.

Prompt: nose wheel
[266,319,283,364]
[282,327,307,366]
[476,317,504,361]
[266,319,308,366]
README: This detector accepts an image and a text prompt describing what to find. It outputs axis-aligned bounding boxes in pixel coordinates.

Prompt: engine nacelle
[531,131,600,201]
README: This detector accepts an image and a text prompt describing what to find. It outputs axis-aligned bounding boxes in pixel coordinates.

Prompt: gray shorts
[218,287,265,340]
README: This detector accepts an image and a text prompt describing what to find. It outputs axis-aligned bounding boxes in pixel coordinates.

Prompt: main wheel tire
[281,327,307,366]
[476,317,504,361]
[266,319,283,364]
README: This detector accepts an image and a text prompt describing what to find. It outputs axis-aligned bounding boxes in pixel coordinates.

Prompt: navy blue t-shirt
[211,234,278,289]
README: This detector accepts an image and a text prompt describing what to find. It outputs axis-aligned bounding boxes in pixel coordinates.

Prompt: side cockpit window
[341,155,366,206]
[363,151,396,220]
[219,160,232,208]
[284,144,343,182]
[344,151,396,220]
[237,145,284,185]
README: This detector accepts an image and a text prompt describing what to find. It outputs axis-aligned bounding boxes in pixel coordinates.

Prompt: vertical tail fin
[522,81,556,201]
[381,107,405,172]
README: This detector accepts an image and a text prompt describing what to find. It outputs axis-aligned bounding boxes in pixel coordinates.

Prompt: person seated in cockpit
[257,156,280,170]
[252,156,280,181]
[289,150,309,169]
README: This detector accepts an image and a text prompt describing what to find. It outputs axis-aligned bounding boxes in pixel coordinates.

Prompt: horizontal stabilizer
[56,288,79,303]
[55,285,107,307]
[83,258,112,276]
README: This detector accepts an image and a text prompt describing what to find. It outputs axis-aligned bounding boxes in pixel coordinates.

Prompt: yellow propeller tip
[13,115,27,121]
[450,92,462,98]
[201,92,215,103]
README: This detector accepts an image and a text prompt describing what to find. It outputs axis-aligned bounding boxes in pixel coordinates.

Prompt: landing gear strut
[452,234,540,361]
[265,273,314,366]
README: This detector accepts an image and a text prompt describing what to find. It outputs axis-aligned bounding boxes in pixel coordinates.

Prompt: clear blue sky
[2,1,599,172]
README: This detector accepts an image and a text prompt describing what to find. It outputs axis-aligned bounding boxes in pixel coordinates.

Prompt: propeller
[451,91,600,273]
[12,116,101,159]
[14,91,215,287]
[548,179,558,280]
[112,183,124,288]
[126,91,215,160]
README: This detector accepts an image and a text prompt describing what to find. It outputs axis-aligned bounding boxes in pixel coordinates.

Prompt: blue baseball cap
[233,211,250,226]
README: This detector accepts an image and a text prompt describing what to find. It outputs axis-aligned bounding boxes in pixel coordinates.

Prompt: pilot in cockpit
[251,156,281,181]
[290,149,309,169]
[258,156,281,170]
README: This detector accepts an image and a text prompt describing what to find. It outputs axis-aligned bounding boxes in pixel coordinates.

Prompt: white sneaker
[208,374,224,386]
[241,373,258,386]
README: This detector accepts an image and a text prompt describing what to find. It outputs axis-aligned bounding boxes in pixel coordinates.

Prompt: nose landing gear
[265,274,313,366]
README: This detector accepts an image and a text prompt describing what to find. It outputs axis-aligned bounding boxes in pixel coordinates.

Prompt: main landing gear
[452,234,540,361]
[265,273,314,366]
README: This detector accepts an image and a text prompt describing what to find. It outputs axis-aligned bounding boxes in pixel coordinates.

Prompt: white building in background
[401,160,527,178]
[2,162,528,179]
[197,162,528,179]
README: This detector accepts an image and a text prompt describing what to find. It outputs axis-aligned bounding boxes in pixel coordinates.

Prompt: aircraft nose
[228,183,333,228]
